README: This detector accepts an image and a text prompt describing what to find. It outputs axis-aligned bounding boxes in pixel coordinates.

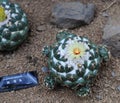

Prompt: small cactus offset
[0,0,28,51]
[42,31,110,96]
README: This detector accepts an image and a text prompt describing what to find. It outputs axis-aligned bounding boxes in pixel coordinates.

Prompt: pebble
[41,67,49,73]
[102,12,109,17]
[111,71,116,77]
[116,85,120,92]
[95,95,103,100]
[36,25,46,32]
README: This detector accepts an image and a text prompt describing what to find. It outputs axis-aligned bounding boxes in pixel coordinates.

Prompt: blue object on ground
[0,71,38,92]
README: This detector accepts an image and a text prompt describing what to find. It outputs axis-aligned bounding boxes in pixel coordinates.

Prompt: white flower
[65,40,87,60]
[63,39,91,68]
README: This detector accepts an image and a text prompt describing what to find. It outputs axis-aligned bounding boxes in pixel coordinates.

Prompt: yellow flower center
[0,6,6,22]
[73,48,81,55]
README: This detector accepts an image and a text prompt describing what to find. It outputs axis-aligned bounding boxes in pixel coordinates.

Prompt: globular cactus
[0,0,28,51]
[42,31,110,96]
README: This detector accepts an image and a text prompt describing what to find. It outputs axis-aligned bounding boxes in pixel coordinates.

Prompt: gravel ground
[0,0,120,103]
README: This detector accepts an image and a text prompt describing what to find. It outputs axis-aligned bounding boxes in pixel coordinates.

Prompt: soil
[0,0,120,103]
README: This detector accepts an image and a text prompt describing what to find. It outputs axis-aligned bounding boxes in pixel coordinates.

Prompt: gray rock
[103,34,120,58]
[51,2,95,29]
[103,6,120,58]
[103,22,120,39]
[103,8,120,39]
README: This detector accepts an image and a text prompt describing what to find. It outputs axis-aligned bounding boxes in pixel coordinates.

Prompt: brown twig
[102,0,117,12]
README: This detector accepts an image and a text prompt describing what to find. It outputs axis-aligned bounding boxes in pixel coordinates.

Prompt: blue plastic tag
[0,71,38,92]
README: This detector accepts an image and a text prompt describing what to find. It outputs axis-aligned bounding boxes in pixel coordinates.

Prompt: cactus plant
[0,0,28,51]
[42,31,110,96]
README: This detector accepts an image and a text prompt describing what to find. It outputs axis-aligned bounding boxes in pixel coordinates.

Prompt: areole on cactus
[42,31,110,96]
